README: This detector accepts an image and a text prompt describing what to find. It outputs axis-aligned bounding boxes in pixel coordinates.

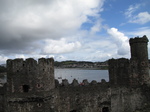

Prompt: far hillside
[54,60,108,69]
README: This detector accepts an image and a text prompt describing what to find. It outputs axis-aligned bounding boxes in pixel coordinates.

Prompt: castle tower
[108,58,130,86]
[109,35,149,87]
[129,35,149,61]
[6,58,55,112]
[129,35,149,85]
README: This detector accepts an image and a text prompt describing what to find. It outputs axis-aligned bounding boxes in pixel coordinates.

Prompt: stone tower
[129,35,149,85]
[109,35,149,87]
[6,58,55,112]
[108,58,130,86]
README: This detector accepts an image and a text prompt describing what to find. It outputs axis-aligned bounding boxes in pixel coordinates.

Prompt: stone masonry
[0,35,150,112]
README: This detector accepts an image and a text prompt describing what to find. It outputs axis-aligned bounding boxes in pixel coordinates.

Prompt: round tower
[129,35,149,85]
[129,35,149,61]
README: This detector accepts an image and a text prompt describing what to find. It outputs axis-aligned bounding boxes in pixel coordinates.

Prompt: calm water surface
[55,68,109,83]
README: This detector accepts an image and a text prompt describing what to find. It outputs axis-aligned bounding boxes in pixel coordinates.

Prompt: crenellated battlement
[7,58,54,76]
[129,35,149,44]
[7,58,55,95]
[55,79,108,87]
[2,35,150,112]
[7,58,54,71]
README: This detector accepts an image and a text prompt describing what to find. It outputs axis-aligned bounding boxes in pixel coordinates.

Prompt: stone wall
[108,58,130,86]
[6,58,55,112]
[1,35,149,112]
[57,83,111,112]
[0,84,6,112]
[7,89,59,112]
[7,58,55,95]
[0,88,4,112]
[111,87,145,112]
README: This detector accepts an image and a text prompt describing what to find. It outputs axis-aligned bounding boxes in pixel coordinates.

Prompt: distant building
[0,35,150,112]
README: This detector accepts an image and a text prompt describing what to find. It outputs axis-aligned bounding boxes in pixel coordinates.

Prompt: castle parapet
[129,35,148,44]
[56,78,109,87]
[82,79,89,85]
[62,79,69,86]
[129,35,149,61]
[72,79,79,86]
[7,58,55,95]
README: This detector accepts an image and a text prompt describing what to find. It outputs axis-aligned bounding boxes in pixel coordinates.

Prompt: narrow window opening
[37,84,42,88]
[37,103,42,107]
[141,62,145,66]
[102,107,109,112]
[22,85,30,93]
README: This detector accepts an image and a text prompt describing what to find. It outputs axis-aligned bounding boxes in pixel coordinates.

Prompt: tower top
[129,35,149,45]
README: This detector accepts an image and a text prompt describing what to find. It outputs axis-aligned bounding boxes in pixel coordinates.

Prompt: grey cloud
[0,0,103,56]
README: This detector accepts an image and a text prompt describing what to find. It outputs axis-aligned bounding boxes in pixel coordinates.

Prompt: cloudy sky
[0,0,150,64]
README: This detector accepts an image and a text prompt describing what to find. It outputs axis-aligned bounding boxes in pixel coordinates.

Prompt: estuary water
[54,68,109,83]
